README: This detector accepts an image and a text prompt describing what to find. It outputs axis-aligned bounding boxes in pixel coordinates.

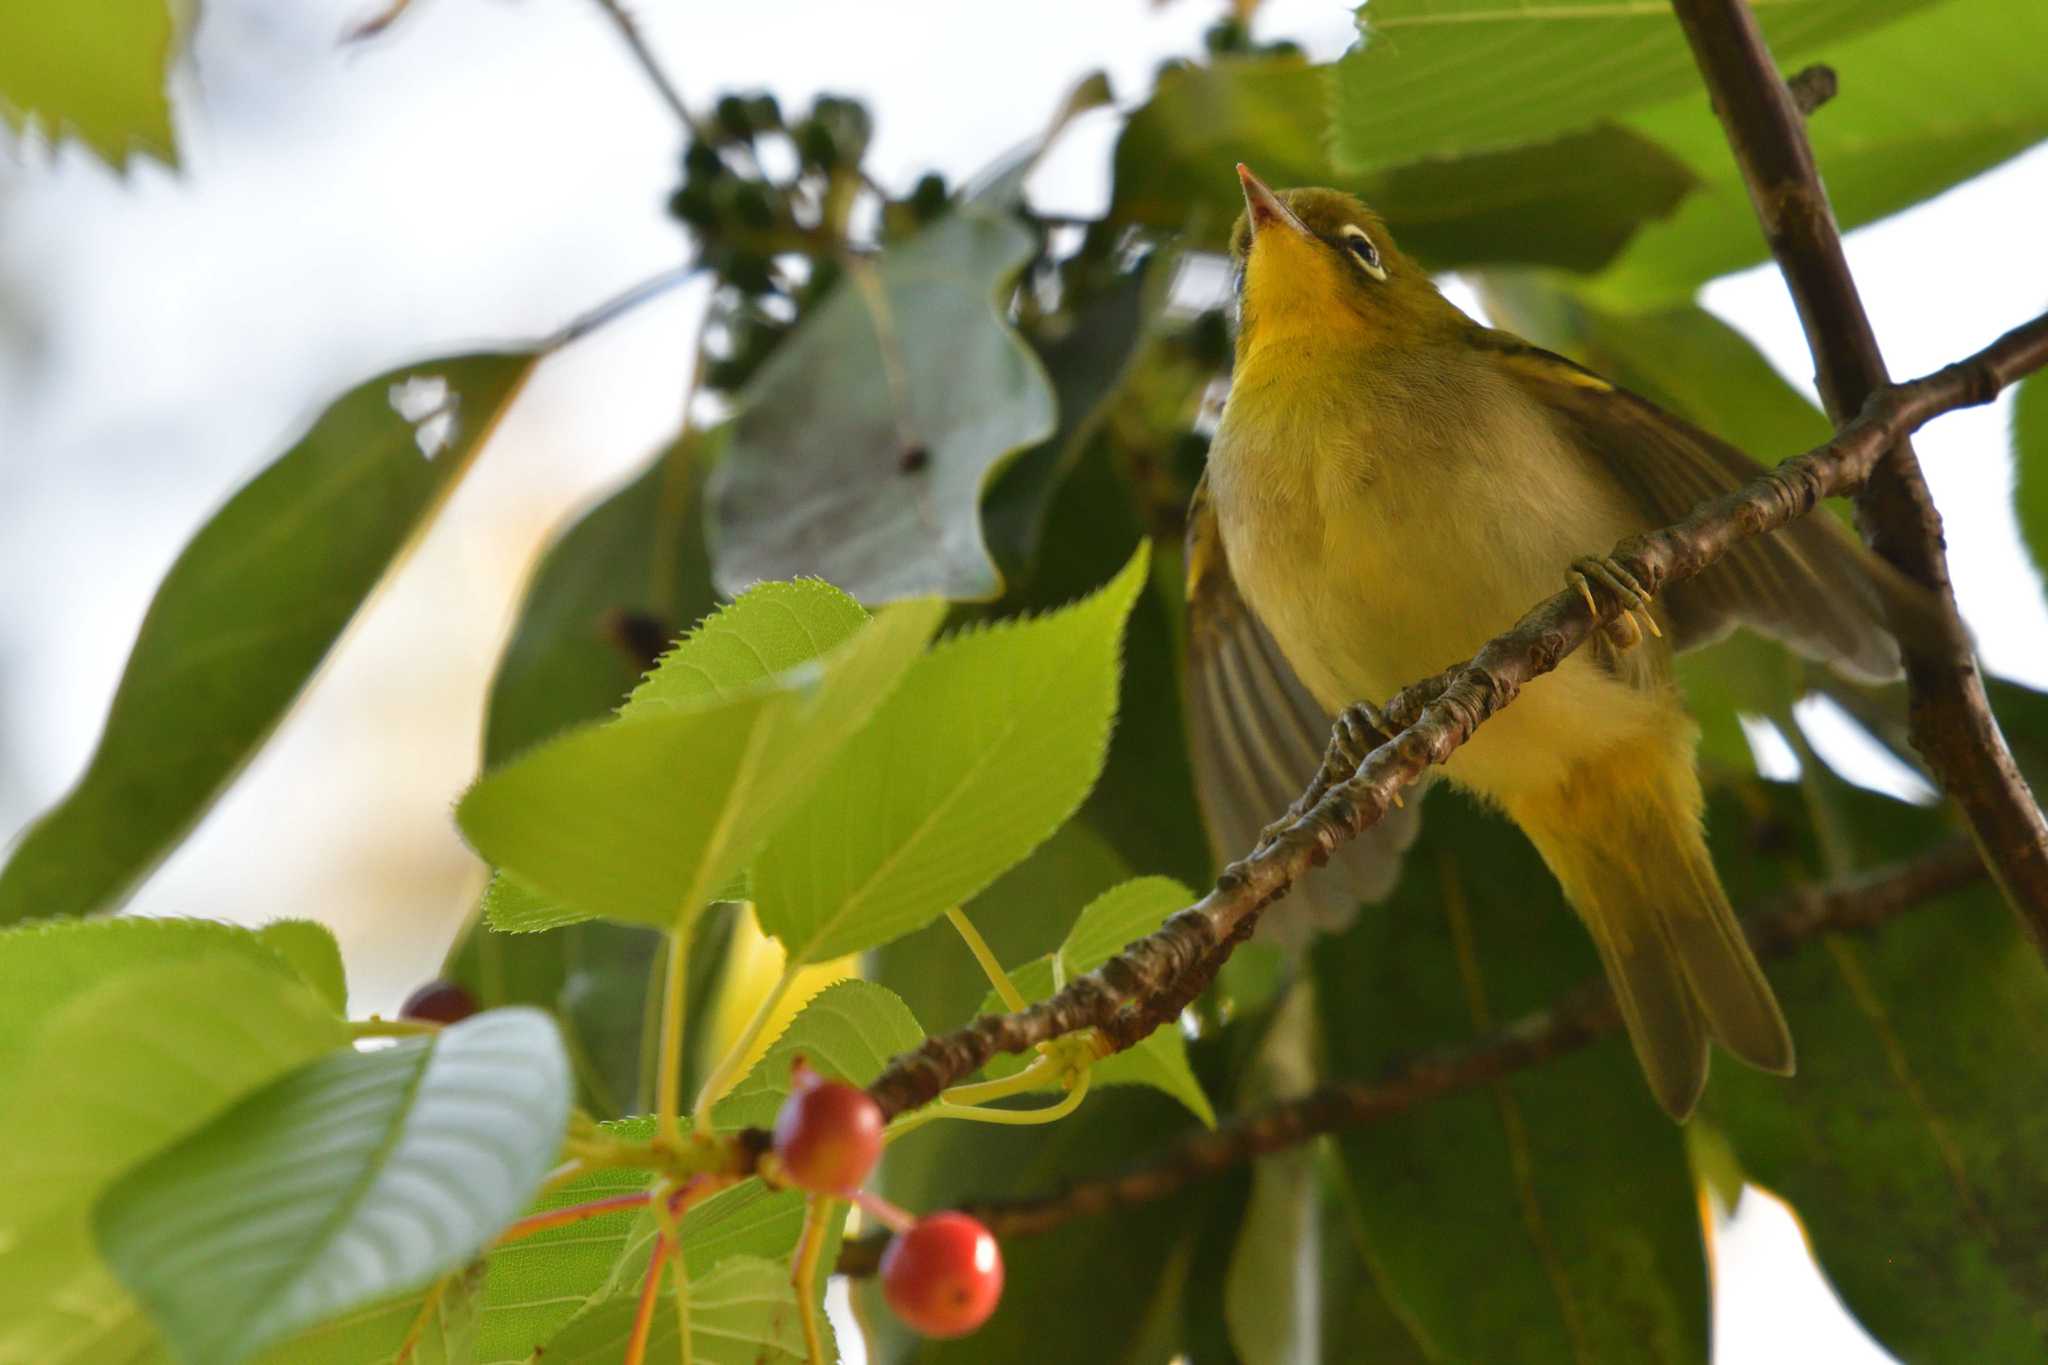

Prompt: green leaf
[255,1262,485,1365]
[1311,794,1708,1363]
[530,1254,823,1365]
[0,351,538,925]
[473,1117,822,1363]
[2017,371,2048,580]
[483,431,719,763]
[0,943,346,1365]
[620,578,869,715]
[1592,0,2048,305]
[753,544,1148,964]
[255,919,349,1015]
[97,1008,572,1365]
[1330,0,1940,175]
[0,914,320,1083]
[712,979,925,1131]
[460,593,944,933]
[975,877,1214,1126]
[1111,57,1695,271]
[1702,780,2048,1363]
[0,0,185,167]
[710,166,1057,602]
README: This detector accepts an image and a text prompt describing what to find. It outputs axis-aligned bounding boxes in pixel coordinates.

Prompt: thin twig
[819,307,2048,1126]
[834,842,1983,1272]
[589,0,712,142]
[1671,0,2048,948]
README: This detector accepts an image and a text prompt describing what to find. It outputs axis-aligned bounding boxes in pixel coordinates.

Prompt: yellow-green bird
[1186,166,1915,1119]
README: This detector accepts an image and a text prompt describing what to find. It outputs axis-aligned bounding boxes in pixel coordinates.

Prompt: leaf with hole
[96,1008,571,1365]
[0,351,538,925]
[710,163,1056,602]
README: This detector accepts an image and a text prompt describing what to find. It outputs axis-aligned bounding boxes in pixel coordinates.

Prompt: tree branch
[835,842,1984,1273]
[831,308,2048,1127]
[1671,0,2048,948]
[590,0,712,143]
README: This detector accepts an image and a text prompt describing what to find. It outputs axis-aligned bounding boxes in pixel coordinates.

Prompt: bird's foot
[1258,702,1400,848]
[1568,554,1661,649]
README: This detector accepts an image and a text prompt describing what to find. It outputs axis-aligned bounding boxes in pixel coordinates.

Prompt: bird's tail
[1510,747,1794,1120]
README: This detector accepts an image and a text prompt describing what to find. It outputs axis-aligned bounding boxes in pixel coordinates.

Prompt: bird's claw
[1258,702,1400,848]
[1567,554,1661,646]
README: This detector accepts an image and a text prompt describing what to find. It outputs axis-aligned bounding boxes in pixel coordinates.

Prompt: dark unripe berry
[668,183,718,228]
[908,173,949,223]
[771,1065,884,1195]
[881,1213,1004,1338]
[683,140,725,182]
[400,981,476,1024]
[714,94,754,140]
[1203,17,1250,53]
[730,180,778,231]
[746,93,782,131]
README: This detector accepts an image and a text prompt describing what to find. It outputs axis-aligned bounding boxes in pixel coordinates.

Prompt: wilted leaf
[752,545,1148,964]
[710,166,1056,602]
[0,0,185,166]
[98,1009,571,1365]
[0,351,537,925]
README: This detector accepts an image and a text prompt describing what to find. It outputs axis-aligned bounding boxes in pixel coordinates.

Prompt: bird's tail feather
[1512,753,1794,1120]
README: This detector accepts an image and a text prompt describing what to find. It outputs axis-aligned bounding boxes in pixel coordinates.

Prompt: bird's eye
[1339,224,1386,281]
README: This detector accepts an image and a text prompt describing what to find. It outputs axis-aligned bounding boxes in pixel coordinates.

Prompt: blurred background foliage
[6,0,2048,1361]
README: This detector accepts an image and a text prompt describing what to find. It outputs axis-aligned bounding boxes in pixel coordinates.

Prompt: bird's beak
[1237,163,1312,241]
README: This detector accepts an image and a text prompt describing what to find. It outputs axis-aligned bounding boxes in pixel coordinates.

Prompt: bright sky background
[3,2,2044,1360]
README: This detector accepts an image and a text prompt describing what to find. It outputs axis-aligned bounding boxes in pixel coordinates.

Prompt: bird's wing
[1183,475,1423,949]
[1479,328,1918,682]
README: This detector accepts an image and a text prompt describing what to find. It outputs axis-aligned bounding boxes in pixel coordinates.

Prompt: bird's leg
[1568,554,1661,648]
[1258,702,1400,848]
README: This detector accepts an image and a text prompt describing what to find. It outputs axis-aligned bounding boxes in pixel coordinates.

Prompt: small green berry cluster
[665,90,952,394]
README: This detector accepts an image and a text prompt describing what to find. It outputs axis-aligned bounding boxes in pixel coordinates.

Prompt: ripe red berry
[771,1067,883,1195]
[399,980,476,1024]
[880,1212,1004,1338]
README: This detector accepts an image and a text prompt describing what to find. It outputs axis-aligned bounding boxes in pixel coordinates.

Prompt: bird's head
[1227,165,1445,361]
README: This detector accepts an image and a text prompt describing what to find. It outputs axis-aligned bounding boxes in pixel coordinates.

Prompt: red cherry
[880,1212,1004,1338]
[399,980,476,1024]
[771,1067,883,1195]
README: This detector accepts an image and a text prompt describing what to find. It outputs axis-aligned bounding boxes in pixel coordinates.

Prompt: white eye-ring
[1339,224,1387,281]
